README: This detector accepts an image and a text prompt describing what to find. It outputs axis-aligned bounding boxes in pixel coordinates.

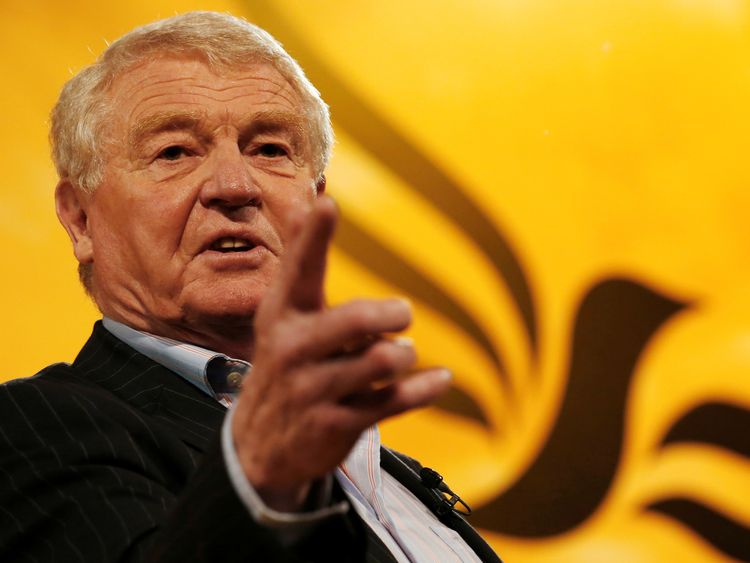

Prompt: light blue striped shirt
[102,317,229,399]
[101,317,480,562]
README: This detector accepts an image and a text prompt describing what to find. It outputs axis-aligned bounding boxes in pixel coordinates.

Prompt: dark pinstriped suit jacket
[0,322,499,562]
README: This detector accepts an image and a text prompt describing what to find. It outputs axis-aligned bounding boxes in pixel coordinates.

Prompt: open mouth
[210,237,255,253]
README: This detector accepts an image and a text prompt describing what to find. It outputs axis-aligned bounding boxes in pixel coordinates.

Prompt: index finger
[275,195,338,312]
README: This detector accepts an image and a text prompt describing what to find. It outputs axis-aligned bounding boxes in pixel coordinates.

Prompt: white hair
[50,11,333,193]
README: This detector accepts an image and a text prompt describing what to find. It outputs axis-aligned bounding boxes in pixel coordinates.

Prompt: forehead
[107,56,304,130]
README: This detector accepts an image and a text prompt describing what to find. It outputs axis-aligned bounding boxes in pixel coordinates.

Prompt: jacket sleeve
[0,374,363,563]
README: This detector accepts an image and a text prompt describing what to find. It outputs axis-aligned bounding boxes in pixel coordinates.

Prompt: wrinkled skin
[56,56,450,511]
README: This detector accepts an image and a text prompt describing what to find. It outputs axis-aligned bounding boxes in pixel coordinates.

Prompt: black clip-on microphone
[419,467,472,516]
[380,449,503,562]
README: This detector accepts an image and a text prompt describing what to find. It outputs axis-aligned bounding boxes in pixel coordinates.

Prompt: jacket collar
[73,321,226,452]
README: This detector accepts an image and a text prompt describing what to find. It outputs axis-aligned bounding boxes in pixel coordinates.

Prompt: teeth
[213,237,251,250]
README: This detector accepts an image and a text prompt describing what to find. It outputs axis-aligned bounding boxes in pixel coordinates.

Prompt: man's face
[64,57,320,339]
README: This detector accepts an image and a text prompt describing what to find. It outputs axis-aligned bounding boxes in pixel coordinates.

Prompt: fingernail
[391,298,412,316]
[393,336,414,347]
[435,368,452,382]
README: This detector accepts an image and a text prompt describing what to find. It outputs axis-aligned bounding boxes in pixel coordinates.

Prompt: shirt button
[227,370,244,389]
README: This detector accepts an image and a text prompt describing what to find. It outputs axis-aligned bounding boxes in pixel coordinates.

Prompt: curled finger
[340,367,453,424]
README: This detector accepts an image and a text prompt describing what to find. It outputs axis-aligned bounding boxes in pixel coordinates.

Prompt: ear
[55,179,94,265]
[315,174,326,195]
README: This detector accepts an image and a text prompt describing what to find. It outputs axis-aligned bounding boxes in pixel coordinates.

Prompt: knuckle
[286,373,312,402]
[268,334,295,361]
[291,368,329,403]
[267,321,304,358]
[374,340,415,369]
[345,301,376,333]
[313,410,344,435]
[367,344,399,375]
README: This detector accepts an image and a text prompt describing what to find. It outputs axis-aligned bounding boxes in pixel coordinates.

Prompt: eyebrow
[128,109,308,155]
[129,110,205,153]
[238,110,308,154]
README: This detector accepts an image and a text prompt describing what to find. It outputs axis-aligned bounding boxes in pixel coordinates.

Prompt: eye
[157,145,190,161]
[256,143,288,158]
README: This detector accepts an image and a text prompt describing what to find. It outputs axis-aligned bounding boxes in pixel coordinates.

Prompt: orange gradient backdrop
[1,1,749,560]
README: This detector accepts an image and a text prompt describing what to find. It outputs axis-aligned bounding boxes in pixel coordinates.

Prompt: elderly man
[0,11,500,563]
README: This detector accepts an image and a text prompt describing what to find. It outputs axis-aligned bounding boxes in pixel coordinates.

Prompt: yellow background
[2,0,750,560]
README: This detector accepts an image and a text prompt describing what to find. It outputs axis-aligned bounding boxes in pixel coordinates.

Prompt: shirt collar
[101,317,248,399]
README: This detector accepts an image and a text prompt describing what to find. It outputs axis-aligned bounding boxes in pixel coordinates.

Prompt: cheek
[130,191,195,247]
[91,190,193,271]
[267,183,318,241]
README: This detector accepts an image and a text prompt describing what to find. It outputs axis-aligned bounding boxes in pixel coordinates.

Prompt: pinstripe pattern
[0,322,362,562]
[100,321,498,562]
[0,322,499,562]
[101,317,239,402]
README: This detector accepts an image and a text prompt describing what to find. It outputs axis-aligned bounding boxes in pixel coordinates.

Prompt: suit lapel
[72,321,226,452]
[72,324,499,561]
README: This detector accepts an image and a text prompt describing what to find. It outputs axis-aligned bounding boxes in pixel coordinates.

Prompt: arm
[0,197,449,562]
[0,374,362,563]
[231,196,451,512]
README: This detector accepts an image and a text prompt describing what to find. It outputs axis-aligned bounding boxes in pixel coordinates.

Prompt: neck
[184,319,257,361]
[105,310,257,362]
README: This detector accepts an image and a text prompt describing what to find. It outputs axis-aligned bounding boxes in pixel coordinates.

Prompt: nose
[199,143,261,209]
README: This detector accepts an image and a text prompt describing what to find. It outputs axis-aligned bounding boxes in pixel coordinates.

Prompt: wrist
[232,408,313,512]
[251,480,312,513]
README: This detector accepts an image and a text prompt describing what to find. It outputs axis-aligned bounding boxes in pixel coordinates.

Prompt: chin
[190,297,261,324]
